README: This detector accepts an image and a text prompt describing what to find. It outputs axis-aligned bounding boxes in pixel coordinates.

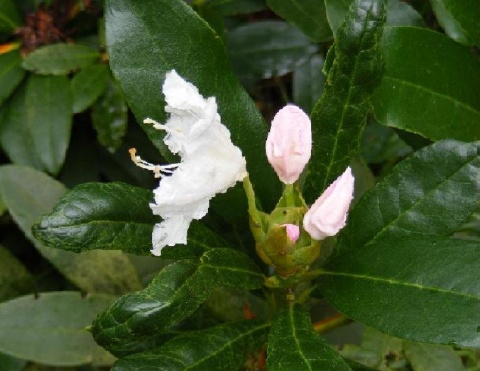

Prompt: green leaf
[293,54,325,114]
[430,0,480,47]
[372,26,480,142]
[0,245,32,302]
[33,182,156,255]
[91,77,128,152]
[266,0,332,41]
[319,237,480,347]
[339,140,480,251]
[112,321,269,370]
[0,165,143,295]
[105,0,280,212]
[303,0,386,202]
[71,63,109,113]
[228,20,318,81]
[22,43,100,75]
[92,248,264,356]
[0,292,115,366]
[205,0,267,15]
[403,342,464,371]
[0,75,73,175]
[267,304,351,371]
[325,0,424,35]
[0,0,21,32]
[0,50,25,106]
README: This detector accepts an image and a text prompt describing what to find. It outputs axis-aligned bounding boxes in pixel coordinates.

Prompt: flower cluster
[132,70,354,274]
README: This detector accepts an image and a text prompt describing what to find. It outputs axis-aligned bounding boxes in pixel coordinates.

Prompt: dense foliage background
[0,0,479,370]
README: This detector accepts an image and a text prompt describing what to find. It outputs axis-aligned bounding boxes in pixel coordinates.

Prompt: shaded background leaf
[0,292,115,366]
[71,63,109,114]
[0,50,25,106]
[0,165,143,295]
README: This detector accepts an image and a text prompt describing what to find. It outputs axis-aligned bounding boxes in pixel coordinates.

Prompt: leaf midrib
[319,270,480,300]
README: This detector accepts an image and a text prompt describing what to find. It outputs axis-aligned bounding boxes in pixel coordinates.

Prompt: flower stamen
[128,148,179,178]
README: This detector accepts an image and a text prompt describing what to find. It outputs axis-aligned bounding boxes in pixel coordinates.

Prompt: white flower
[130,70,247,255]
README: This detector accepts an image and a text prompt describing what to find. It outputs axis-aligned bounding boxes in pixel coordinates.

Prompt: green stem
[312,314,351,334]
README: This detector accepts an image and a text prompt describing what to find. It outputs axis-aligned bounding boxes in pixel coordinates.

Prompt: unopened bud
[282,224,300,244]
[266,105,312,184]
[303,167,354,240]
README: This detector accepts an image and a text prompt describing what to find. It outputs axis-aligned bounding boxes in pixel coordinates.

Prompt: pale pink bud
[266,105,312,184]
[282,224,300,244]
[303,167,354,240]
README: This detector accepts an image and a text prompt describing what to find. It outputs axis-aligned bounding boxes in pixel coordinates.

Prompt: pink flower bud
[303,167,354,240]
[266,105,312,184]
[282,224,300,244]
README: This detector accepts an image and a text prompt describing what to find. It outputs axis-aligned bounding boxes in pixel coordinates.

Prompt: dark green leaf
[266,0,332,41]
[0,292,115,366]
[325,0,424,35]
[293,54,325,114]
[0,50,25,106]
[91,77,128,152]
[303,0,386,202]
[22,43,99,75]
[71,63,109,113]
[105,0,280,212]
[112,321,269,370]
[430,0,480,47]
[205,0,267,15]
[0,245,32,302]
[267,304,351,371]
[0,165,143,295]
[92,248,264,356]
[339,140,480,251]
[33,182,156,255]
[0,75,73,174]
[0,0,21,32]
[318,237,480,347]
[372,26,480,141]
[228,21,318,81]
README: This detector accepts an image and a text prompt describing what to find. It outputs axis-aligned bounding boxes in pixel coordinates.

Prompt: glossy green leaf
[318,237,480,347]
[105,0,280,212]
[0,0,21,32]
[339,140,480,251]
[267,304,351,371]
[372,26,480,141]
[266,0,332,41]
[91,78,128,152]
[33,182,156,255]
[430,0,480,47]
[303,0,386,202]
[0,165,143,295]
[0,292,115,366]
[0,245,32,302]
[325,0,424,35]
[293,54,325,114]
[0,75,73,174]
[0,50,25,106]
[71,63,109,113]
[92,248,264,356]
[112,321,269,370]
[205,0,267,15]
[228,21,318,81]
[403,342,464,371]
[22,43,99,75]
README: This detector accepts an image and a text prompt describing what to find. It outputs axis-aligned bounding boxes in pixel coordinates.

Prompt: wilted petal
[303,167,354,240]
[136,70,247,256]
